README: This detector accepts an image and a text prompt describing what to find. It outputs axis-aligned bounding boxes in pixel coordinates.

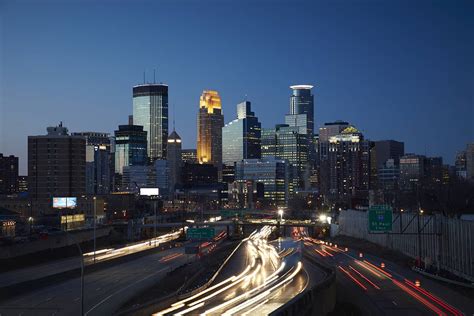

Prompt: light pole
[154,198,157,247]
[278,208,284,221]
[93,196,97,264]
[139,188,160,247]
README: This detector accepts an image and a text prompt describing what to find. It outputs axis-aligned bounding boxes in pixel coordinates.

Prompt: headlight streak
[154,226,305,316]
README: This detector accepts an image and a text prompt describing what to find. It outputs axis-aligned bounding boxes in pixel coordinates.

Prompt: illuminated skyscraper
[197,90,224,167]
[289,85,314,137]
[222,101,261,165]
[132,84,168,160]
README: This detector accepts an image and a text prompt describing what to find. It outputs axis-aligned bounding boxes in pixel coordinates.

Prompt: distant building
[261,124,308,186]
[114,125,147,175]
[28,123,86,214]
[222,101,261,165]
[466,143,474,182]
[181,149,197,164]
[0,154,19,195]
[399,154,426,191]
[72,132,112,194]
[378,159,400,191]
[167,130,182,196]
[181,163,218,188]
[133,84,168,160]
[373,140,405,168]
[154,159,169,197]
[122,165,156,193]
[328,125,371,202]
[234,157,290,207]
[18,176,28,193]
[455,150,467,179]
[289,85,314,137]
[197,90,224,167]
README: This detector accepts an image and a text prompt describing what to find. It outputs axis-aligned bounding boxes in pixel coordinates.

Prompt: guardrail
[269,250,336,316]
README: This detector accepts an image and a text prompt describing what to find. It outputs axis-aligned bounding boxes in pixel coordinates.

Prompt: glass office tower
[114,125,147,174]
[133,84,168,161]
[289,85,314,137]
[222,101,261,165]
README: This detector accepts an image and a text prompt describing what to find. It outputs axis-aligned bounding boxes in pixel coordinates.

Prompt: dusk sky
[1,0,473,174]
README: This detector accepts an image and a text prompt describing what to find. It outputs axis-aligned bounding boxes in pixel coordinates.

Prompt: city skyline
[1,0,473,174]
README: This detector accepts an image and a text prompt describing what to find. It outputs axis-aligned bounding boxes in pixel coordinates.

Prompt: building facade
[327,126,371,202]
[399,154,426,191]
[72,132,112,195]
[222,101,261,165]
[289,85,314,137]
[28,123,86,214]
[132,84,168,160]
[167,130,182,196]
[0,154,19,195]
[234,157,290,206]
[373,140,405,168]
[114,125,147,175]
[181,149,197,164]
[197,90,224,166]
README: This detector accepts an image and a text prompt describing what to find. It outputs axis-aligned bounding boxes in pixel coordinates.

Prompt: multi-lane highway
[153,226,327,316]
[304,237,474,316]
[0,245,188,316]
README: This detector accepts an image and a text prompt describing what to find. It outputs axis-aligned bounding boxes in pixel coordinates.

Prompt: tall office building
[289,85,314,137]
[234,157,291,206]
[197,90,224,166]
[28,123,86,214]
[0,154,19,195]
[72,132,111,195]
[114,125,147,175]
[328,125,371,201]
[262,124,308,186]
[133,84,168,160]
[455,150,467,179]
[222,101,261,165]
[167,130,182,195]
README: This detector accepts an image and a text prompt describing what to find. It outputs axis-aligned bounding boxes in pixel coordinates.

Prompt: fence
[337,209,474,282]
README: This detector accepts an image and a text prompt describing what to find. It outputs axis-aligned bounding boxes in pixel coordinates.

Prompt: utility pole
[93,196,97,264]
[154,197,157,247]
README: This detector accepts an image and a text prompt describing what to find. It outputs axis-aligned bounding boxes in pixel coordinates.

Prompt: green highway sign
[368,205,393,232]
[186,228,215,240]
[220,209,244,218]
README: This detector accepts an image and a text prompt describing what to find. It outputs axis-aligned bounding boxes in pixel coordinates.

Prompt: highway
[304,237,474,316]
[0,246,189,316]
[153,226,327,316]
[0,230,182,289]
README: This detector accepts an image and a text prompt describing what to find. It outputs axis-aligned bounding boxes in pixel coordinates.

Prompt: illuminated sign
[53,197,77,209]
[61,214,85,224]
[140,188,159,196]
[2,221,15,227]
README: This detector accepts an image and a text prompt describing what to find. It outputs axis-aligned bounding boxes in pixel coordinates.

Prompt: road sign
[368,205,393,232]
[186,228,215,240]
[220,209,244,218]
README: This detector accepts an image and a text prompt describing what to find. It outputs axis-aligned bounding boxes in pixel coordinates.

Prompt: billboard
[53,197,77,209]
[140,188,159,196]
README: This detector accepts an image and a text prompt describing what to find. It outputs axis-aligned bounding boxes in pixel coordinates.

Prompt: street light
[277,209,284,221]
[28,217,34,235]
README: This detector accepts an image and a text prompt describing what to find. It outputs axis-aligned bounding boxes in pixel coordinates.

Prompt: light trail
[392,279,446,316]
[348,265,380,290]
[338,266,368,291]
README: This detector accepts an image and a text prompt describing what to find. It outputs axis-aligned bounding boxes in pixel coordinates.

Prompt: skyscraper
[114,125,147,175]
[132,84,168,160]
[289,85,314,137]
[222,101,261,165]
[466,143,474,182]
[328,125,371,202]
[167,130,182,195]
[373,140,405,168]
[197,90,224,167]
[28,123,86,214]
[262,124,308,187]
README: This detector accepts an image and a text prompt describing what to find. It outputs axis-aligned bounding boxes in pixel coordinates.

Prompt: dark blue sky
[1,0,473,174]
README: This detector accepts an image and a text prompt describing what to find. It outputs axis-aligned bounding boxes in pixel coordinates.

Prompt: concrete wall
[0,227,111,259]
[336,209,474,281]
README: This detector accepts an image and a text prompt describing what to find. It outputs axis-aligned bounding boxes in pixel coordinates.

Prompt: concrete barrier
[270,251,336,316]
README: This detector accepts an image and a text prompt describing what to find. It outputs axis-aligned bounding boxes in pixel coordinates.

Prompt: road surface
[304,238,473,316]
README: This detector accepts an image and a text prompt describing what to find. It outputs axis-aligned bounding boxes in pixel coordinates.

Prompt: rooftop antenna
[143,70,146,84]
[245,94,248,102]
[153,68,156,83]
